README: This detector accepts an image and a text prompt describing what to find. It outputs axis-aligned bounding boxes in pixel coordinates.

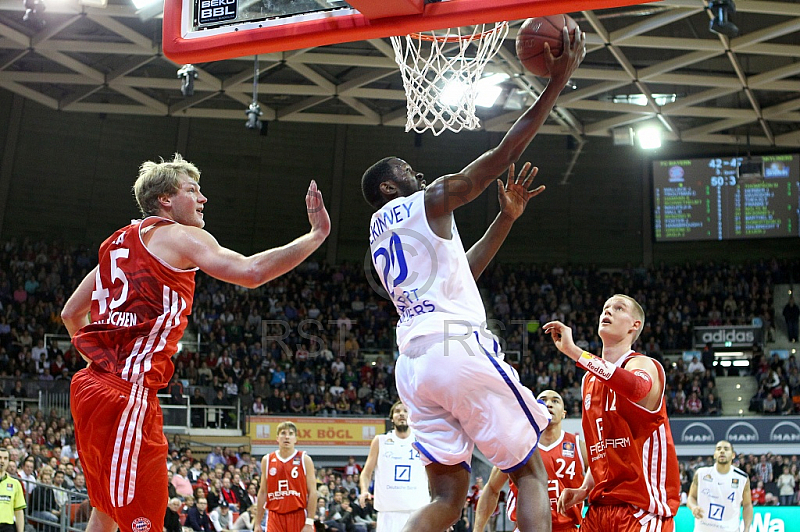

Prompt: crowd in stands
[1,238,798,423]
[749,349,800,415]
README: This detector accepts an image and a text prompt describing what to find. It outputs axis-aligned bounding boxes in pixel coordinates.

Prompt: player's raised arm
[159,181,330,289]
[424,27,584,220]
[474,467,508,532]
[465,162,544,280]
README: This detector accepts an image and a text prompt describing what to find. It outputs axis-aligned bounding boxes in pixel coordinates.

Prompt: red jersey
[73,217,196,390]
[506,480,517,525]
[540,431,585,529]
[265,450,309,514]
[581,351,680,518]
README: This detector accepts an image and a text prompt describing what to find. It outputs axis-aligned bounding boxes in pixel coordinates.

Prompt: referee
[0,448,25,532]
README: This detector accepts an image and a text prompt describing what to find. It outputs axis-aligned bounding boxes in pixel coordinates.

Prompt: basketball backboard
[163,0,653,63]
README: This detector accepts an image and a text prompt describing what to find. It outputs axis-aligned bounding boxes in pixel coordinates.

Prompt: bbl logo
[132,517,152,532]
[680,422,715,444]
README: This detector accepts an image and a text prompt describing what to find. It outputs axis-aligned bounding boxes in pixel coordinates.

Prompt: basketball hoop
[390,22,509,136]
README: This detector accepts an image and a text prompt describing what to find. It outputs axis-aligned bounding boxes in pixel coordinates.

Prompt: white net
[390,22,509,136]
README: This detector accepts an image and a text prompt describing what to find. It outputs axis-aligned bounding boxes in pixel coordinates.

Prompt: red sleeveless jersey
[540,431,585,529]
[581,352,680,517]
[506,480,517,525]
[265,450,308,514]
[72,217,196,390]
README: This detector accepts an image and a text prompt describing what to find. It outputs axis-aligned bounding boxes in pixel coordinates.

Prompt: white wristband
[306,518,315,526]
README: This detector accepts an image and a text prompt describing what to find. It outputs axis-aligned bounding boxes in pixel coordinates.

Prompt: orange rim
[407,24,507,43]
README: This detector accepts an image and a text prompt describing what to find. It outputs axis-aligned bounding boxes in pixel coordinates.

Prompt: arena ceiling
[0,0,798,147]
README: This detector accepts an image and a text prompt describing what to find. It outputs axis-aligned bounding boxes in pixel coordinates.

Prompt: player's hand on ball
[497,162,544,221]
[545,25,586,86]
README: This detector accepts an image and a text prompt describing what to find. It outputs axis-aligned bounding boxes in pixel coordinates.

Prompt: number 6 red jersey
[265,450,309,514]
[73,217,196,390]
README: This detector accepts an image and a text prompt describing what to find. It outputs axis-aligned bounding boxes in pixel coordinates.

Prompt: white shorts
[395,330,551,472]
[377,510,413,532]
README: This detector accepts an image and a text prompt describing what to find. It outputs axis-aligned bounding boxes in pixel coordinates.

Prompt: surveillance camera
[177,64,198,97]
[245,102,262,131]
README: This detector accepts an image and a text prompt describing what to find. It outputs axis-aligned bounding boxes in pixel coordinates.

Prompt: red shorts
[266,509,306,532]
[582,504,674,532]
[71,367,168,532]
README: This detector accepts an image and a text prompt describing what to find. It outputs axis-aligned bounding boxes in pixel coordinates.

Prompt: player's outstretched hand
[557,486,587,514]
[544,25,586,88]
[691,506,705,519]
[543,320,575,355]
[306,180,331,241]
[497,162,545,221]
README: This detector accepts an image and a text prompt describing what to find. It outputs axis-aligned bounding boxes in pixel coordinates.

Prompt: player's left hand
[497,162,544,221]
[306,180,331,240]
[543,320,575,354]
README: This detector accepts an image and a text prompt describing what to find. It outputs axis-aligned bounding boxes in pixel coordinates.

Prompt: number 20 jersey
[368,190,487,351]
[72,217,196,390]
[693,466,748,532]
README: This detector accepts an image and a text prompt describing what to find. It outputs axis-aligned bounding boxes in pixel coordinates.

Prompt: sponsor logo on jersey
[725,421,759,443]
[769,421,800,442]
[680,422,715,443]
[293,457,301,465]
[132,517,152,532]
[731,478,739,487]
[562,441,575,458]
[703,474,713,481]
[0,494,11,502]
[385,438,394,445]
[584,394,592,411]
[5,483,12,491]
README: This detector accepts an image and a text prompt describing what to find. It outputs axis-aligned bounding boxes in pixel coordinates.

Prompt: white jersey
[694,465,748,532]
[368,190,487,351]
[373,430,430,512]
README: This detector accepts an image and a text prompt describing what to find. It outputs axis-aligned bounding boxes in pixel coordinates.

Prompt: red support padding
[347,0,425,20]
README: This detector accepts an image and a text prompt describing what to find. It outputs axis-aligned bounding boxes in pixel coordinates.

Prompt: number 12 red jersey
[72,217,196,390]
[581,351,680,518]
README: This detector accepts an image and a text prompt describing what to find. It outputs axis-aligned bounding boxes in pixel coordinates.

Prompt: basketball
[516,14,578,77]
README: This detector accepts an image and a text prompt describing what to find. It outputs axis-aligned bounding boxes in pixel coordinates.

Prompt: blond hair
[611,294,645,342]
[276,421,298,435]
[133,153,200,217]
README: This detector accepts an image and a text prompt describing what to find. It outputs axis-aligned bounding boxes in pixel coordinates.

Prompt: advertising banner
[673,505,792,531]
[248,416,386,446]
[672,416,800,446]
[693,325,762,348]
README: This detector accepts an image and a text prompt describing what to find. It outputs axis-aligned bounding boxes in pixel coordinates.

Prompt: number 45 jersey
[73,217,196,390]
[368,190,487,351]
[693,466,748,532]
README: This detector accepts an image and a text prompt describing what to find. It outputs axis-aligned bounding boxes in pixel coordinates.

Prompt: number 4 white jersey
[368,190,487,351]
[373,430,430,512]
[694,466,748,532]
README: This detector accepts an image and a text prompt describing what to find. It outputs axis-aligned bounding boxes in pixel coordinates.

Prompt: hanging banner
[249,416,386,446]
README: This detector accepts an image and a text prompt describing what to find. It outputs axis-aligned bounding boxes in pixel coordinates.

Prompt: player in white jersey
[359,401,430,532]
[688,440,753,532]
[361,25,585,532]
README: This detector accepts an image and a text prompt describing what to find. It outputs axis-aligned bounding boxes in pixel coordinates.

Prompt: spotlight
[177,64,198,97]
[636,126,662,150]
[709,0,738,38]
[245,102,262,131]
[22,0,46,29]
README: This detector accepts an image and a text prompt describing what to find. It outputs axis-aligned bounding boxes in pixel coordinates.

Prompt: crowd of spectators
[749,349,800,415]
[0,238,798,422]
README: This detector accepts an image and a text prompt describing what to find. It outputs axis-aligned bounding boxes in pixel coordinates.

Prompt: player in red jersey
[544,294,681,532]
[254,422,317,532]
[474,390,587,532]
[61,155,329,532]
